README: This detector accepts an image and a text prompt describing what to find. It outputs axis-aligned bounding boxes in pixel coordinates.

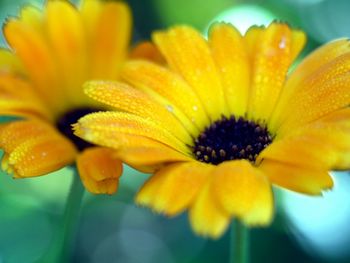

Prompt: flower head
[75,22,350,237]
[0,0,137,194]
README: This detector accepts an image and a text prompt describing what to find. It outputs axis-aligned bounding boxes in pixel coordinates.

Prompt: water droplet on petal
[279,37,287,49]
[166,105,174,113]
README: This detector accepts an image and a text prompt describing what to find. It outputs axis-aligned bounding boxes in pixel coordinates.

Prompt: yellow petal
[0,73,51,120]
[1,154,13,175]
[81,0,131,79]
[8,136,76,178]
[280,39,350,99]
[75,125,189,174]
[259,160,333,195]
[248,23,295,121]
[244,26,263,59]
[136,161,211,216]
[0,120,77,178]
[46,0,88,106]
[153,25,228,120]
[245,25,306,66]
[19,5,43,33]
[0,120,48,152]
[74,111,190,155]
[258,134,338,169]
[77,147,122,194]
[300,130,350,171]
[189,179,230,239]
[270,39,350,132]
[209,23,250,116]
[129,41,165,64]
[122,60,209,133]
[211,160,273,226]
[290,29,307,62]
[84,81,192,144]
[4,18,65,113]
[267,108,350,170]
[0,49,24,73]
[80,0,102,36]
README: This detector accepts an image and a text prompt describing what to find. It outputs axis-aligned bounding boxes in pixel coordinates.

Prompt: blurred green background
[1,0,350,262]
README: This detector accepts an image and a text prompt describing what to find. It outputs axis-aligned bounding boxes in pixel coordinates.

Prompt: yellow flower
[0,0,139,194]
[75,22,350,238]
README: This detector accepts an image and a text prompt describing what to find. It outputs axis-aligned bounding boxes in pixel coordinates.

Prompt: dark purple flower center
[56,107,99,151]
[192,115,273,165]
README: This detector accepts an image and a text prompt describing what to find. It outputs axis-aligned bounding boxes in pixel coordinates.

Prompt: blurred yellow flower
[75,22,350,238]
[0,0,136,194]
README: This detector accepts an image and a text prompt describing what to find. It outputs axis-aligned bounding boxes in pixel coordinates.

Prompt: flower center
[192,115,273,165]
[56,107,99,151]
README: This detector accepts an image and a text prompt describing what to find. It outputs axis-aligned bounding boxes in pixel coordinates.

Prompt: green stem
[40,168,85,263]
[59,169,85,261]
[230,220,249,263]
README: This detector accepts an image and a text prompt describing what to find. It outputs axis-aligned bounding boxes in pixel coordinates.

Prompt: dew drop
[166,105,174,113]
[279,37,286,49]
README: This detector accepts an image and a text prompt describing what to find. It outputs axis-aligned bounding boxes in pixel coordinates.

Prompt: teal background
[1,0,350,262]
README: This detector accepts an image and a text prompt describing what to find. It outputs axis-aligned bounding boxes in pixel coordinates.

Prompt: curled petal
[77,147,122,194]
